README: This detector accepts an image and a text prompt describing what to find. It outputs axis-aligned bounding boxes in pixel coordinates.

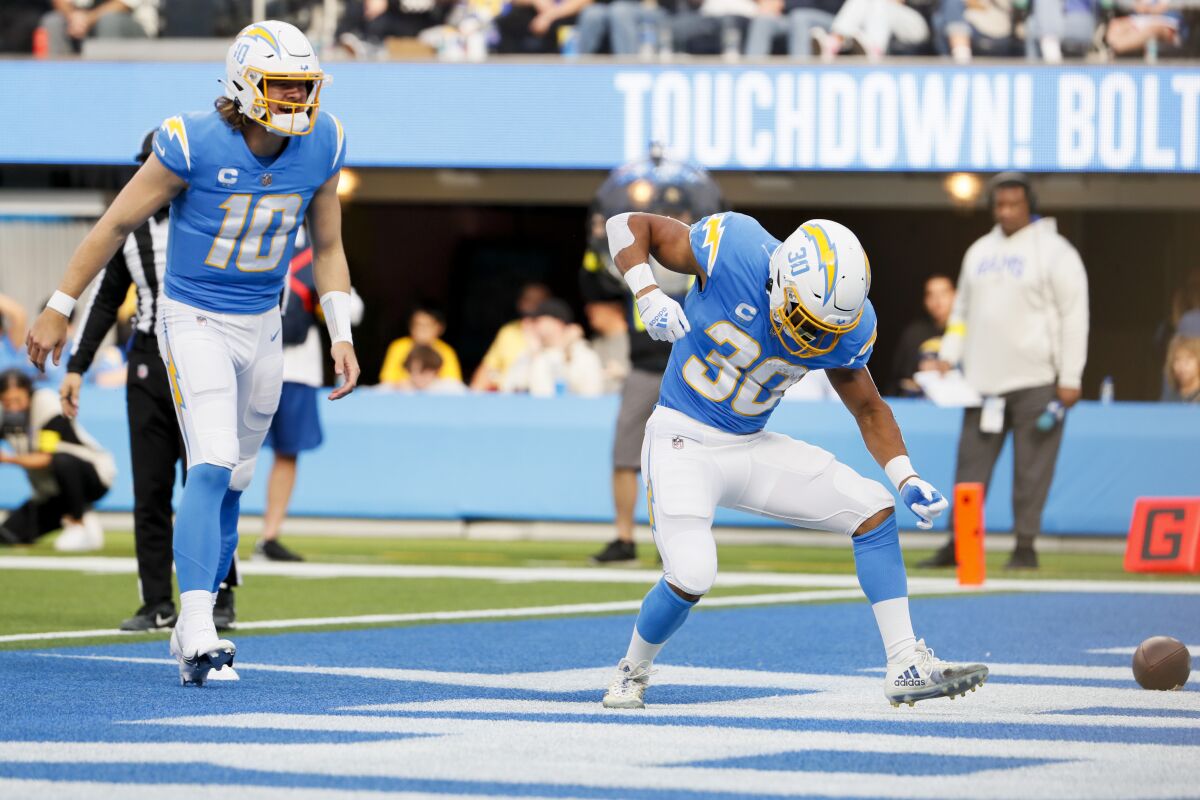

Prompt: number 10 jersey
[657,212,878,435]
[152,109,346,315]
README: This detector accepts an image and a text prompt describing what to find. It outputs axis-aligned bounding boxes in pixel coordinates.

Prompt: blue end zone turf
[1,592,1197,799]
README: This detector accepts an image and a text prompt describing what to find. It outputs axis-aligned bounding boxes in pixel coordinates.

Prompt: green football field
[0,528,1189,652]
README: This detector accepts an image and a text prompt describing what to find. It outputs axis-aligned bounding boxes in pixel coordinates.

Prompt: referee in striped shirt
[61,131,238,632]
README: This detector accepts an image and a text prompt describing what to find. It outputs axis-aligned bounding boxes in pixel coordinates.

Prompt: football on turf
[1132,636,1191,690]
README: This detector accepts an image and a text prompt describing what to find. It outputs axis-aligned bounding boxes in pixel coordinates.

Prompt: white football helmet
[224,21,325,136]
[768,219,870,357]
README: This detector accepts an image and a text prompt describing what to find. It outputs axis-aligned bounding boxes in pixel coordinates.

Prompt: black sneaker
[120,602,177,632]
[1004,545,1039,570]
[591,539,637,565]
[255,538,305,562]
[916,540,957,568]
[213,587,236,631]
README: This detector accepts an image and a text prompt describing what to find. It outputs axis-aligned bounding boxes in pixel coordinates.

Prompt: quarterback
[26,21,360,685]
[601,211,988,709]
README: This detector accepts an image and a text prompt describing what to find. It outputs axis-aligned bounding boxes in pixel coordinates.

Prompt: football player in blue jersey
[599,211,988,709]
[26,20,360,686]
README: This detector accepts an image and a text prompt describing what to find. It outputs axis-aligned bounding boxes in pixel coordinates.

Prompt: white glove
[900,477,949,530]
[636,289,691,343]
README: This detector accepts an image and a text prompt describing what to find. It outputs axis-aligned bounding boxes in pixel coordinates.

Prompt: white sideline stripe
[0,589,864,644]
[1089,645,1200,657]
[2,555,1198,595]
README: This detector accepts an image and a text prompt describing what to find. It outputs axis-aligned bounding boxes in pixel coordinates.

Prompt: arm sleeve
[152,116,192,181]
[938,253,972,366]
[1050,241,1090,390]
[68,248,132,374]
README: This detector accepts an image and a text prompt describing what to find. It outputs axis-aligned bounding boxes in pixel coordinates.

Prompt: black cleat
[213,587,236,631]
[916,540,957,568]
[255,538,305,562]
[1004,544,1039,570]
[120,602,177,632]
[591,539,637,565]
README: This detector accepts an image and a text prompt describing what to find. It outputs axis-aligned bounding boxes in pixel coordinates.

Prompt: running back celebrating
[600,210,988,709]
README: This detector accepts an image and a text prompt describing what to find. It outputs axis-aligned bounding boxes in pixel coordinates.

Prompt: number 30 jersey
[152,109,346,314]
[657,212,878,435]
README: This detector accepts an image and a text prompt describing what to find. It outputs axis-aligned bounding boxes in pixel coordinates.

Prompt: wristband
[623,262,657,296]
[319,291,353,345]
[884,455,917,492]
[46,291,77,319]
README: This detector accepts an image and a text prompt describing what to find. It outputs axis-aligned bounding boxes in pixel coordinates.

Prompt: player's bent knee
[854,505,896,536]
[665,552,717,597]
[229,458,258,492]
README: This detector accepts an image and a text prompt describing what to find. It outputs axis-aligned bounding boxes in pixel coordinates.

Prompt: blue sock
[213,488,242,594]
[174,464,231,594]
[852,513,908,605]
[634,578,697,645]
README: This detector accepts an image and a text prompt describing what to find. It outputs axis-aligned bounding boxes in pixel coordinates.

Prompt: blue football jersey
[657,212,877,435]
[153,109,346,314]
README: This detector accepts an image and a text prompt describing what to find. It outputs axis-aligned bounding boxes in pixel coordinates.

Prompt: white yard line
[2,555,1197,595]
[0,589,866,644]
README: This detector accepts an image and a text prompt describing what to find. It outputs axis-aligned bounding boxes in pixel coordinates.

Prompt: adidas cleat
[602,658,652,709]
[170,627,236,687]
[884,639,988,707]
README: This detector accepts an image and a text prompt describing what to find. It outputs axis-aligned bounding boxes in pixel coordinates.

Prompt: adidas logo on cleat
[893,666,926,687]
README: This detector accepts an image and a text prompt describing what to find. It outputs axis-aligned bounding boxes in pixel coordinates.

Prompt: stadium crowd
[0,0,1196,61]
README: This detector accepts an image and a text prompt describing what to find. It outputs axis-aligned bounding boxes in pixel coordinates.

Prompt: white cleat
[53,522,102,553]
[602,658,652,709]
[885,639,988,707]
[170,627,236,687]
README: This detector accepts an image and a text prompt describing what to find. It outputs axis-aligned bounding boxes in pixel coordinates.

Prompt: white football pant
[157,296,284,491]
[642,405,893,596]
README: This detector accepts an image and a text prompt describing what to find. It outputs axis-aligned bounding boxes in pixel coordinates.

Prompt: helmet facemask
[769,283,861,357]
[238,69,324,136]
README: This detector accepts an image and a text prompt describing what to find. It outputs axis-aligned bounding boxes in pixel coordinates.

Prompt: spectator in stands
[888,274,955,397]
[258,234,365,565]
[1025,0,1098,61]
[503,299,604,397]
[339,0,453,43]
[0,369,115,551]
[495,0,589,52]
[402,345,468,393]
[1104,0,1183,57]
[379,307,462,387]
[814,0,930,59]
[577,0,668,54]
[745,0,841,58]
[584,299,630,394]
[0,294,29,375]
[1162,335,1200,404]
[923,173,1089,571]
[933,0,1022,60]
[471,282,550,391]
[672,0,755,55]
[40,0,150,55]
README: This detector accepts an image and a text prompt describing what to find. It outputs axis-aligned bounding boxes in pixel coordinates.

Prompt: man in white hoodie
[922,173,1089,570]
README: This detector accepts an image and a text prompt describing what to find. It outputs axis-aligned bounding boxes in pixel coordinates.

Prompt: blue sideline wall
[2,389,1197,535]
[3,62,1200,172]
